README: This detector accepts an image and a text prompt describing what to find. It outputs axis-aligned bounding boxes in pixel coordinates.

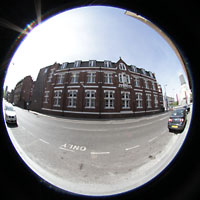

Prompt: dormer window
[119,63,126,70]
[141,69,146,75]
[74,60,81,67]
[149,71,154,78]
[89,60,96,67]
[104,60,112,68]
[60,62,68,69]
[131,65,136,72]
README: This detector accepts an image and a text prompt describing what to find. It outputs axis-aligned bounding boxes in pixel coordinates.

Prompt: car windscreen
[171,110,184,117]
[5,105,15,111]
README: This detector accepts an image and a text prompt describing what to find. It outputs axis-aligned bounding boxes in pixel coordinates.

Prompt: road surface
[5,106,191,196]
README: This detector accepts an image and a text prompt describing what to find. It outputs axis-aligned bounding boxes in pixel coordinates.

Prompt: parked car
[183,105,190,113]
[4,103,17,124]
[168,109,187,132]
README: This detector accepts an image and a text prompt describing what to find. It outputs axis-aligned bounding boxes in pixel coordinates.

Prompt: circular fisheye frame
[3,6,193,197]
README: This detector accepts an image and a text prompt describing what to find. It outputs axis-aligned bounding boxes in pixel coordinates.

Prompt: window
[59,62,68,69]
[68,90,77,108]
[53,90,62,107]
[104,73,113,84]
[149,71,155,78]
[85,90,96,108]
[74,60,81,67]
[119,73,130,84]
[136,93,143,108]
[146,94,152,108]
[119,63,126,70]
[131,65,137,72]
[119,74,123,83]
[44,68,48,73]
[152,81,156,90]
[154,95,158,108]
[89,60,96,67]
[121,91,130,109]
[71,73,79,83]
[134,77,140,87]
[104,90,115,109]
[87,72,96,83]
[47,69,54,82]
[144,79,149,89]
[57,74,65,84]
[44,91,49,103]
[141,69,146,75]
[104,61,112,68]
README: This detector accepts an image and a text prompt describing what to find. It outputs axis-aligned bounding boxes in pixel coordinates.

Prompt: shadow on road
[6,123,18,128]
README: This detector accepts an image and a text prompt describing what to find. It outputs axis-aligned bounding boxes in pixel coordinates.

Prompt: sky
[3,5,189,98]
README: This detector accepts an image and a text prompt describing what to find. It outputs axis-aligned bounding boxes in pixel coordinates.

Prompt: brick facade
[32,58,163,118]
[13,76,33,109]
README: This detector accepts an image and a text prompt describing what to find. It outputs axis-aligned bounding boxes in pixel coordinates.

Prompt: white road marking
[159,116,169,121]
[62,121,153,132]
[59,147,75,152]
[148,136,158,143]
[90,151,110,155]
[39,138,49,144]
[125,145,140,151]
[62,126,107,132]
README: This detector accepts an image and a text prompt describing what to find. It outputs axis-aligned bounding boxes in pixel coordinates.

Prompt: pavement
[5,105,192,196]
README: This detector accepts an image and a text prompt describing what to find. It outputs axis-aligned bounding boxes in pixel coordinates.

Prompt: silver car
[4,103,17,124]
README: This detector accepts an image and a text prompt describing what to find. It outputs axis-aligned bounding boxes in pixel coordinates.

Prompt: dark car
[183,105,190,113]
[168,109,187,133]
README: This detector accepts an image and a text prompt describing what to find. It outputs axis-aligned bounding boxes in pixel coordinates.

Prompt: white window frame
[119,63,126,70]
[154,95,158,108]
[149,71,154,78]
[121,91,130,109]
[141,68,146,75]
[60,62,68,69]
[53,90,62,107]
[146,94,152,108]
[104,60,112,68]
[71,73,79,83]
[67,90,77,108]
[85,90,96,108]
[119,74,123,83]
[134,77,140,87]
[104,90,115,109]
[119,73,130,84]
[89,60,96,67]
[136,92,143,108]
[152,81,156,90]
[74,60,81,68]
[144,79,149,89]
[104,73,113,84]
[87,72,96,83]
[131,65,136,72]
[57,74,65,84]
[47,69,55,82]
[44,91,49,103]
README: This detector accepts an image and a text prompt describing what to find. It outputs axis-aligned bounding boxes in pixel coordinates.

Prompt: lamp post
[164,84,168,111]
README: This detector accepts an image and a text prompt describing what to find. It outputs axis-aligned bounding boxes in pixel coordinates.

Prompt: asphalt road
[6,106,192,196]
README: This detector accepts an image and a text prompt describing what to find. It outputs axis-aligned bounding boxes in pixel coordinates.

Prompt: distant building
[167,96,175,105]
[31,58,164,118]
[178,74,191,105]
[13,76,33,109]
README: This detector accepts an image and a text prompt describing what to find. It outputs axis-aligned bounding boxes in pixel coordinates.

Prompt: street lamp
[164,84,168,111]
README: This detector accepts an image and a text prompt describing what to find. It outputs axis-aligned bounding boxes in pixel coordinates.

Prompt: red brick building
[31,58,163,118]
[13,76,33,109]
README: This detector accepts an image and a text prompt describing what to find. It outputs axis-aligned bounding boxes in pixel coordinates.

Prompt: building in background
[178,74,192,106]
[31,58,164,118]
[13,76,33,109]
